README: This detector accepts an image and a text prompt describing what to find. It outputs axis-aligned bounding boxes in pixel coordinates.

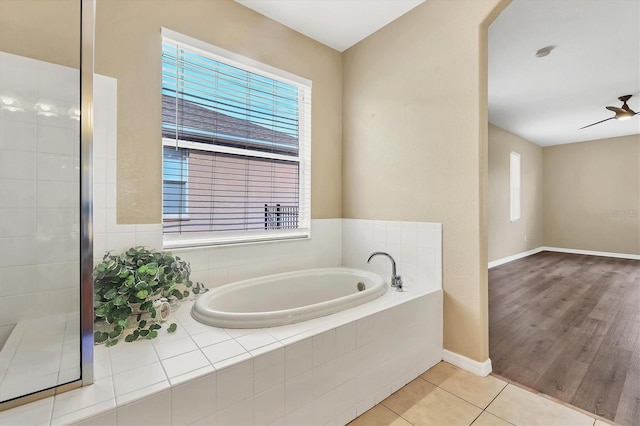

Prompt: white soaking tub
[191,267,388,328]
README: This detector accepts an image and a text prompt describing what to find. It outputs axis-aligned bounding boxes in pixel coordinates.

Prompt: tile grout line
[479,383,514,425]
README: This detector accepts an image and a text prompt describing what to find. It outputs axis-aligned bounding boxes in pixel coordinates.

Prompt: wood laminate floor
[489,251,640,426]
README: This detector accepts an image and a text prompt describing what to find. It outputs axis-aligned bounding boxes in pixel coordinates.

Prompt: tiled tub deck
[1,287,443,425]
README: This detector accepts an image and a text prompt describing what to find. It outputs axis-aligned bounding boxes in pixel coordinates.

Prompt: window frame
[161,28,312,249]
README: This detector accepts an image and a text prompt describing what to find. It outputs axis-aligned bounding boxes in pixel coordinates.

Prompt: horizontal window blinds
[162,34,311,246]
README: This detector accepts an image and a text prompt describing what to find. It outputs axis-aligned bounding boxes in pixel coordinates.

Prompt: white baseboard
[542,246,640,261]
[489,246,639,269]
[488,247,544,269]
[442,349,492,377]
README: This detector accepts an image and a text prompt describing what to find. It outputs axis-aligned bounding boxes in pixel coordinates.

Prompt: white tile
[201,338,247,364]
[236,330,278,352]
[313,359,336,398]
[105,231,136,253]
[0,150,35,180]
[191,328,232,348]
[160,349,210,379]
[105,208,136,234]
[0,120,37,151]
[284,400,315,426]
[192,412,217,426]
[115,381,170,407]
[169,365,214,386]
[171,372,216,425]
[285,369,314,414]
[356,314,378,347]
[0,265,38,295]
[52,377,114,419]
[69,408,116,426]
[254,346,285,394]
[51,400,115,426]
[109,341,158,375]
[93,346,111,381]
[0,237,37,268]
[0,395,53,426]
[285,337,312,379]
[313,389,336,425]
[112,361,166,397]
[216,396,253,426]
[37,180,73,208]
[152,336,198,360]
[335,349,360,387]
[37,125,74,155]
[135,231,162,249]
[335,322,356,357]
[116,389,171,426]
[0,209,35,237]
[216,359,253,411]
[250,341,283,357]
[0,179,35,208]
[36,235,78,263]
[37,153,74,181]
[93,183,106,210]
[333,378,359,417]
[253,383,285,425]
[36,209,75,236]
[213,352,253,371]
[356,395,376,416]
[312,330,335,367]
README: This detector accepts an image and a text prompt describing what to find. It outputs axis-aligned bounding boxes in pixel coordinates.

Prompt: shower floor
[0,312,80,402]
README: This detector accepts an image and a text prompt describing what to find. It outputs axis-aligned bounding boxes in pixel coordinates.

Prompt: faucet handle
[392,275,404,292]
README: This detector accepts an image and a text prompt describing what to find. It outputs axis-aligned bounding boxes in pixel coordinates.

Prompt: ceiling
[233,0,639,147]
[235,0,424,52]
[489,0,640,146]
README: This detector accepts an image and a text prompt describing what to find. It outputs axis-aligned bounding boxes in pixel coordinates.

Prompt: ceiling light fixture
[535,45,555,58]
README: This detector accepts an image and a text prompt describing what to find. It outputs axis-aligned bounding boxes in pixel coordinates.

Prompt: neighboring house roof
[162,94,298,155]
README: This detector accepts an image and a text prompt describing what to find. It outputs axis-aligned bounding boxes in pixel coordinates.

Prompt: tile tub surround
[0,288,443,425]
[342,219,442,293]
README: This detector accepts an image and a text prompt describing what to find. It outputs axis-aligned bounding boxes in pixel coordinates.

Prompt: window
[161,29,311,248]
[163,147,188,217]
[510,151,521,222]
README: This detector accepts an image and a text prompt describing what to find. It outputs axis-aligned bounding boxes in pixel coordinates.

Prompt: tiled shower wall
[0,53,80,348]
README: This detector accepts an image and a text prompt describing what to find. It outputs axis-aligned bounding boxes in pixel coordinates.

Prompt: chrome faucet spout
[367,252,403,292]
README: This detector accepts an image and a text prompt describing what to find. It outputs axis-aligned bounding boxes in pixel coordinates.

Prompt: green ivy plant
[93,246,207,346]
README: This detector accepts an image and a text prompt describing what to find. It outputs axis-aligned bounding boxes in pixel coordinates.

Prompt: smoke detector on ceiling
[535,46,555,58]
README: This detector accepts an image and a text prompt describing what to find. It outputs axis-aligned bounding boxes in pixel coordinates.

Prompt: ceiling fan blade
[578,117,615,130]
[606,106,625,113]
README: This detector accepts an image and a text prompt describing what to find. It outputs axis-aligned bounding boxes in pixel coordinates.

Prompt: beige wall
[343,0,509,362]
[94,0,342,223]
[544,135,640,255]
[0,0,79,68]
[488,124,543,261]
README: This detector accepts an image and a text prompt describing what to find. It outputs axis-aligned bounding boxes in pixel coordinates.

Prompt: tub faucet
[367,252,403,292]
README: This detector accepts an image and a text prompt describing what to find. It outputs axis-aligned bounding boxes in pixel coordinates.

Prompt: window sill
[163,229,310,250]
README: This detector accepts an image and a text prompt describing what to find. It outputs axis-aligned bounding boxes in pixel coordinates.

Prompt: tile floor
[349,362,614,426]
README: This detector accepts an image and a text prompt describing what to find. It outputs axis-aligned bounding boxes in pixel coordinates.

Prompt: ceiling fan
[579,95,639,129]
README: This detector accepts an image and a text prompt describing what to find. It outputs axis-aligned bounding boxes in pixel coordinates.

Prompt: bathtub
[191,267,388,328]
